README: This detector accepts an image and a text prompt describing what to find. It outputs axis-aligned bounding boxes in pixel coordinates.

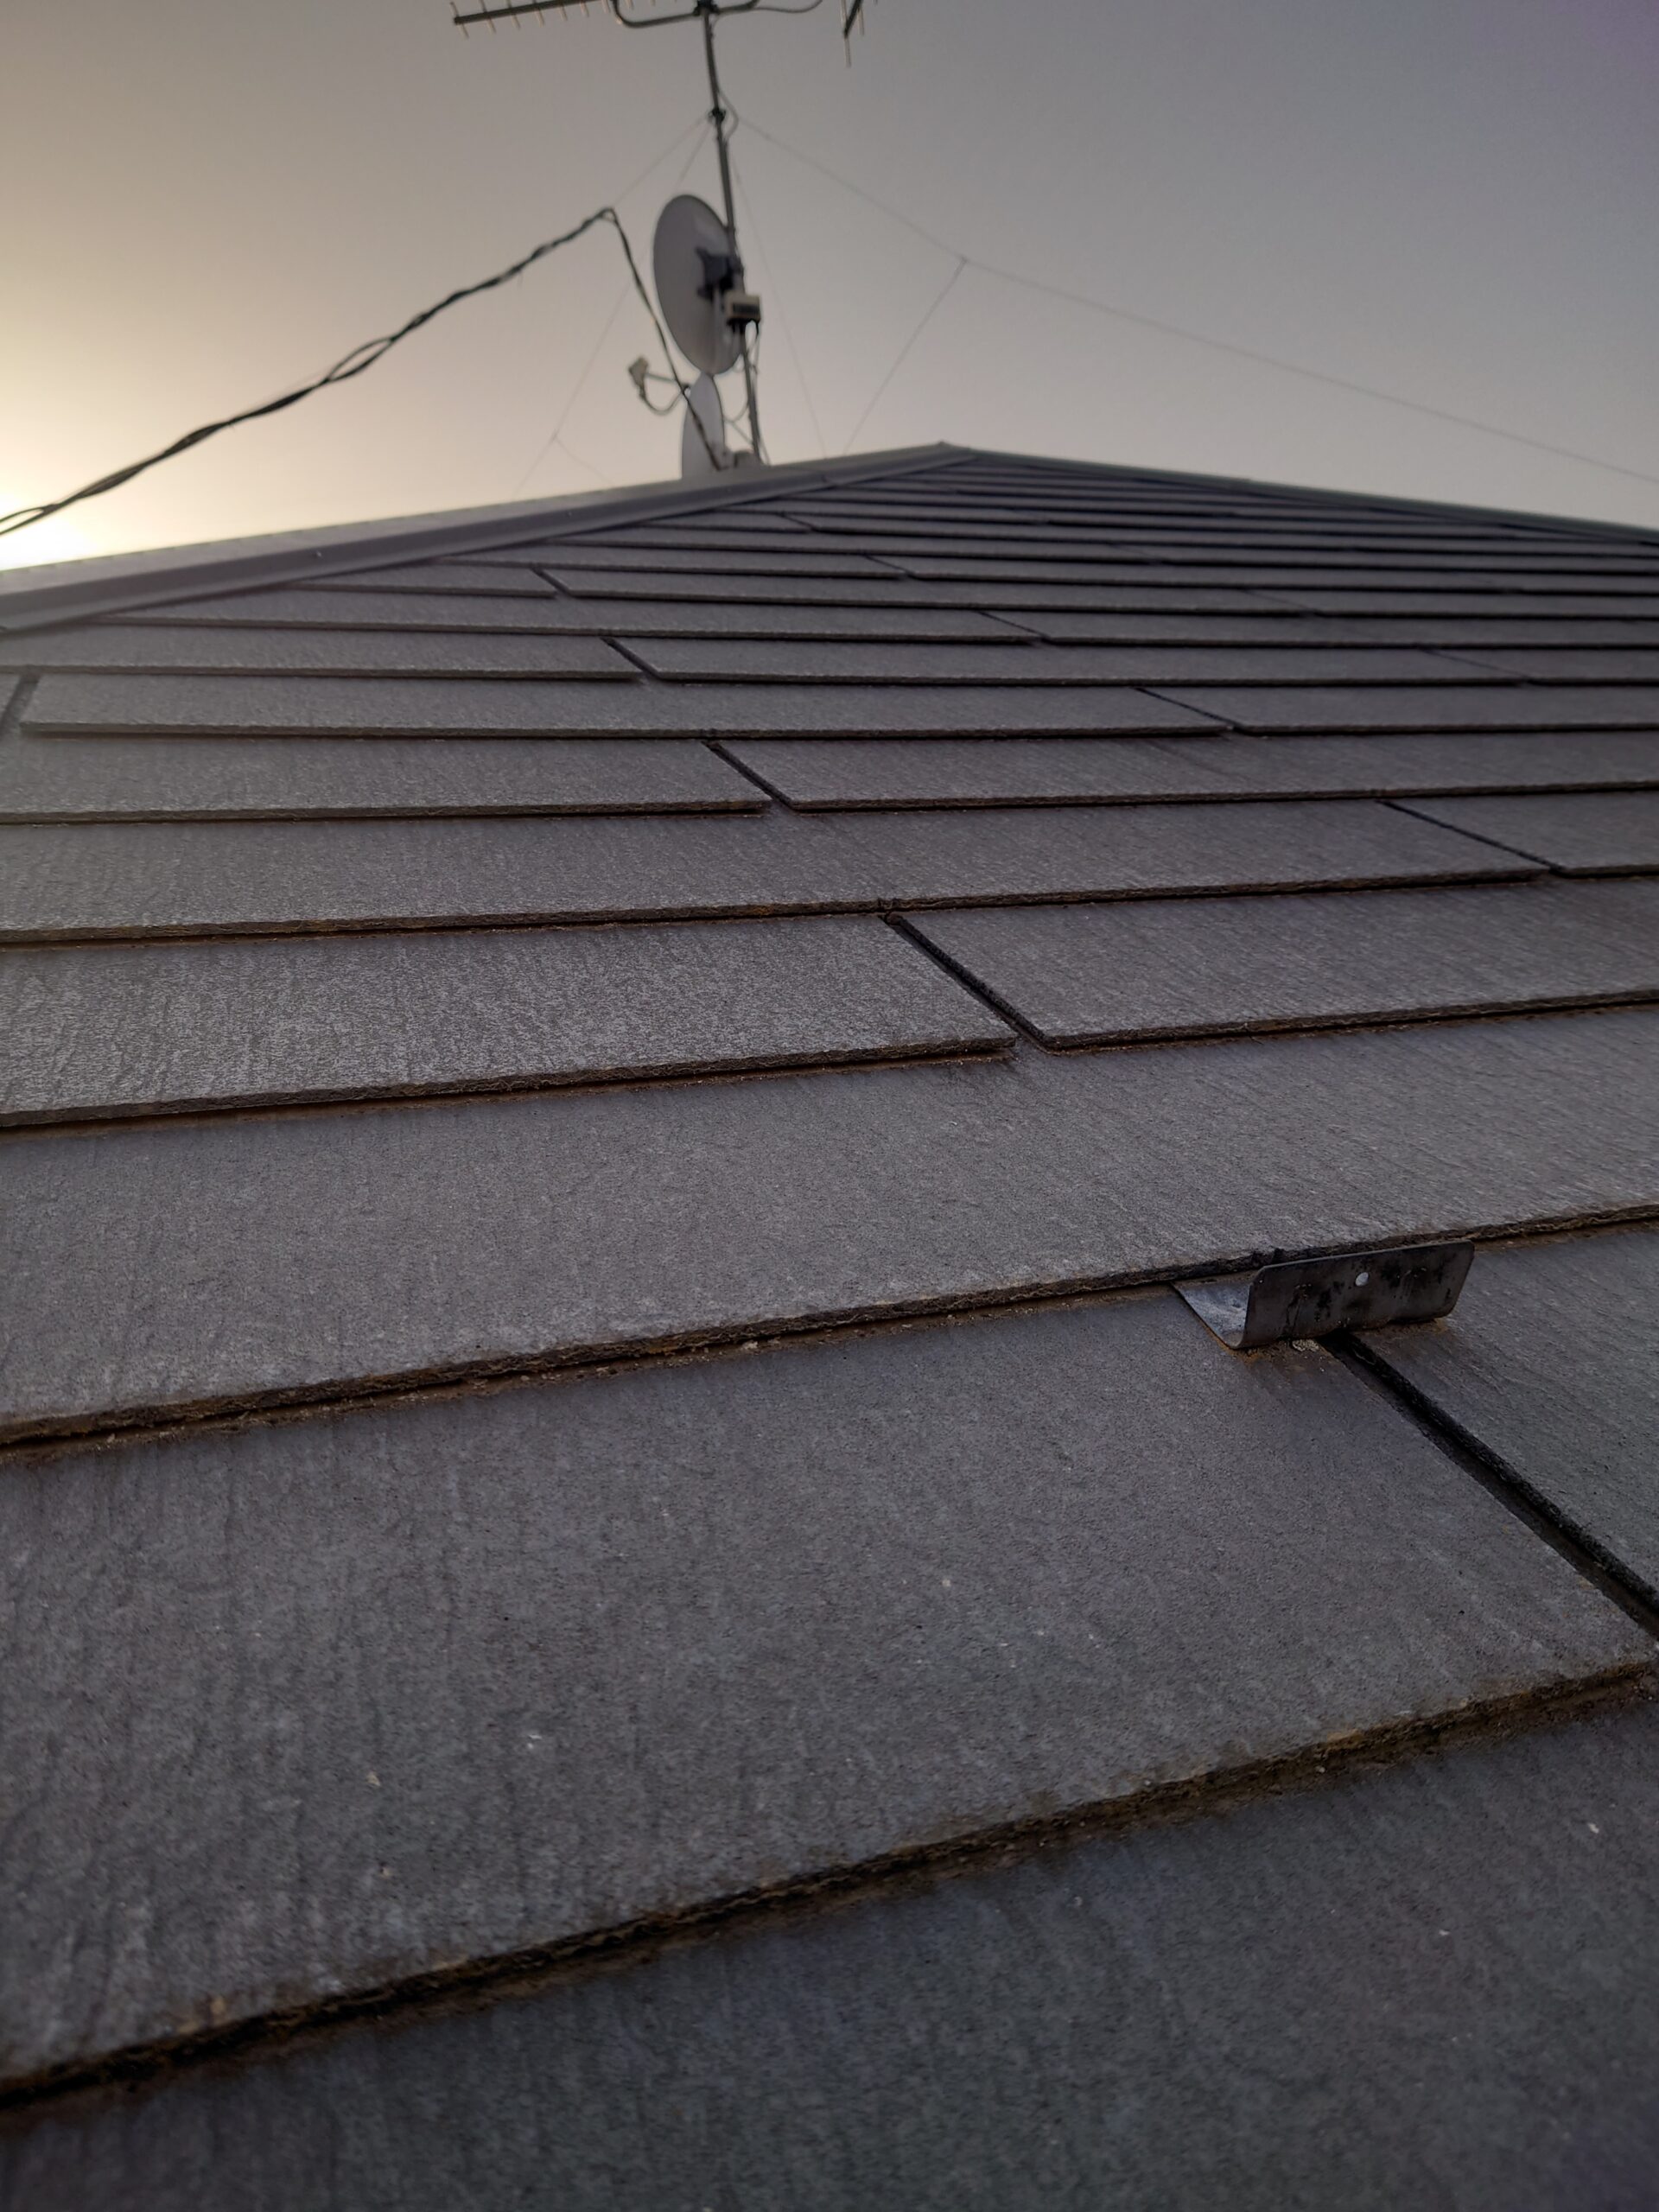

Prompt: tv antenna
[454,0,875,474]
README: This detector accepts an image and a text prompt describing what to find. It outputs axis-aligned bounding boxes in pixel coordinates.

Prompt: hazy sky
[8,0,1659,568]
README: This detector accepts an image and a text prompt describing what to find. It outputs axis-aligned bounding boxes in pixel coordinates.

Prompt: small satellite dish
[680,374,731,480]
[653,194,745,378]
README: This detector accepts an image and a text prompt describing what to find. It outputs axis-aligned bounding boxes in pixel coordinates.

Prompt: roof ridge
[959,442,1659,548]
[0,445,967,633]
[6,435,1656,634]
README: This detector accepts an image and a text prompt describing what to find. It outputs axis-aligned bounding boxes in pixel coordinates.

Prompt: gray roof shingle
[7,1005,1652,1441]
[0,1293,1641,2087]
[3,442,1657,2190]
[1402,789,1659,873]
[0,731,761,821]
[907,878,1659,1042]
[721,731,1659,804]
[13,1695,1656,2211]
[0,916,1011,1125]
[1357,1224,1659,1604]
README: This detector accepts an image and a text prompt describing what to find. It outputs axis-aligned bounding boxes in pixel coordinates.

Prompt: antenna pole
[699,1,762,461]
[454,0,786,468]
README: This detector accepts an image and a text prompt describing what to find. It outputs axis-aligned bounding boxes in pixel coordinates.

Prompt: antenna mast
[688,3,761,458]
[454,0,821,466]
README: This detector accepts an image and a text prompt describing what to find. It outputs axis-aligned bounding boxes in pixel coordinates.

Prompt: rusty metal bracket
[1176,1241,1475,1352]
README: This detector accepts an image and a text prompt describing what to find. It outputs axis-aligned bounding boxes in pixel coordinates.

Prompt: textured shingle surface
[1360,1226,1659,1605]
[0,798,1520,941]
[24,668,1223,737]
[1402,790,1659,873]
[5,1007,1655,1441]
[6,1689,1654,2212]
[0,812,874,938]
[548,566,1285,610]
[0,1294,1640,2082]
[128,585,606,631]
[1147,682,1659,730]
[1275,586,1659,615]
[0,731,760,820]
[818,795,1524,900]
[5,445,1658,2166]
[727,732,1659,806]
[621,634,1484,685]
[9,1699,1659,2212]
[910,879,1659,1042]
[727,734,1244,804]
[339,557,569,593]
[0,917,1009,1123]
[1447,645,1659,680]
[0,624,636,677]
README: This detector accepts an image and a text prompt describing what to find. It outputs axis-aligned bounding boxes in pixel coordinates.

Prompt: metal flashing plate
[1177,1241,1475,1351]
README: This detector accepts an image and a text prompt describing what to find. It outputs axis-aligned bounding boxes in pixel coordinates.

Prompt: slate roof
[3,442,1658,2205]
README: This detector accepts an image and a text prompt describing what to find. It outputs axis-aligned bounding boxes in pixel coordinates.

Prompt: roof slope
[3,446,1658,2200]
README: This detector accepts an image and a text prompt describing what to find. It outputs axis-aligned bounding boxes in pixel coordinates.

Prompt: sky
[6,0,1659,569]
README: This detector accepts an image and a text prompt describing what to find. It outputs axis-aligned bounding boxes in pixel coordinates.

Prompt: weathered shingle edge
[0,1664,1646,2113]
[0,445,967,633]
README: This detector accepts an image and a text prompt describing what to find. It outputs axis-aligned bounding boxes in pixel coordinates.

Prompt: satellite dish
[680,374,731,480]
[653,194,745,378]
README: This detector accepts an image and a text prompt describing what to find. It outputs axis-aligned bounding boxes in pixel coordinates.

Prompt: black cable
[606,206,726,471]
[0,203,717,542]
[512,119,713,495]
